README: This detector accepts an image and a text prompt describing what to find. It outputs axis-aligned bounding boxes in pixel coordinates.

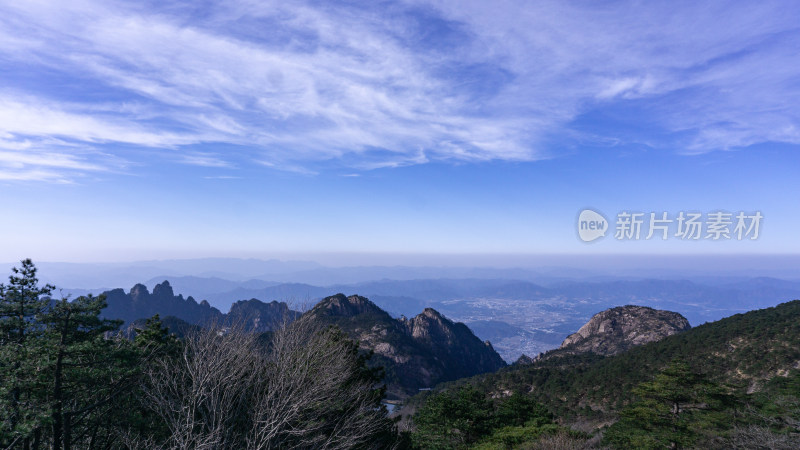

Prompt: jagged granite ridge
[305,294,506,399]
[102,281,297,332]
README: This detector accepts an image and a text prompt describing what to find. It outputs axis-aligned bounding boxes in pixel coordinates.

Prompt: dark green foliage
[406,299,800,449]
[0,258,54,447]
[731,369,800,446]
[0,260,145,449]
[412,386,495,448]
[454,299,800,422]
[473,423,562,449]
[494,393,551,429]
[411,386,553,449]
[127,314,202,339]
[603,360,736,449]
[38,294,133,449]
[132,313,181,355]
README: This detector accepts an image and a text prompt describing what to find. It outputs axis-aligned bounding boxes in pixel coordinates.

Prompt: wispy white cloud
[176,152,233,168]
[427,0,800,152]
[0,97,193,147]
[1,0,799,181]
[0,168,75,183]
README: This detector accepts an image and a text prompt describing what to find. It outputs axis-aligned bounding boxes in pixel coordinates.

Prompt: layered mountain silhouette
[102,281,224,325]
[101,281,297,332]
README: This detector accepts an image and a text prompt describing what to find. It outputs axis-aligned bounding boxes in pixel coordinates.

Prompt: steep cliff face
[306,294,506,399]
[559,305,691,356]
[400,308,506,381]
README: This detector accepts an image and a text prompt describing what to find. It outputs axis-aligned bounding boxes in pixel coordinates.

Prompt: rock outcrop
[305,294,506,399]
[559,305,690,356]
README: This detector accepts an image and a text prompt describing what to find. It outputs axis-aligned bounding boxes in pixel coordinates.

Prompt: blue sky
[1,0,799,263]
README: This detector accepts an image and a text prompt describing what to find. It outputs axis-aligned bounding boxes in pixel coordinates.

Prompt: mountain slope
[440,299,800,421]
[304,294,506,399]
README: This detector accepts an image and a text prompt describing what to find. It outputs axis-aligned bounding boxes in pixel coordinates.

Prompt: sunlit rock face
[559,305,691,356]
[307,294,506,399]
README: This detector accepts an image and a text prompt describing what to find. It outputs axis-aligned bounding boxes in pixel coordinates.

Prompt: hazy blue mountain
[143,276,280,302]
[203,283,332,311]
[58,270,800,363]
[100,281,299,333]
[226,298,301,332]
[102,280,224,325]
[333,278,552,302]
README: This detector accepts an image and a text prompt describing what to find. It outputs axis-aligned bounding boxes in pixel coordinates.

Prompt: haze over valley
[27,256,800,362]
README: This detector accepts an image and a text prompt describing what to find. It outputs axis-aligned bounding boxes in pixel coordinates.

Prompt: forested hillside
[404,299,800,448]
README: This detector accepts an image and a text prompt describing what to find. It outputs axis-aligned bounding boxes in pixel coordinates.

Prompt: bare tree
[728,402,800,450]
[247,316,393,449]
[143,323,259,449]
[141,316,396,450]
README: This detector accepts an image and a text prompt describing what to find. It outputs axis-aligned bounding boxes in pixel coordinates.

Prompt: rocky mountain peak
[152,280,174,298]
[406,308,454,341]
[421,307,441,318]
[314,293,384,317]
[129,284,149,302]
[303,295,506,399]
[559,305,690,356]
[227,298,300,332]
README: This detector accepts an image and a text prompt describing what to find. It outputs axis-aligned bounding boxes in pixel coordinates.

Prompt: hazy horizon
[6,254,800,292]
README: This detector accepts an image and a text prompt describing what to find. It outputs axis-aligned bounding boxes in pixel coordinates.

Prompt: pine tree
[0,259,54,448]
[1,261,142,449]
[411,385,495,448]
[37,294,131,449]
[604,359,735,449]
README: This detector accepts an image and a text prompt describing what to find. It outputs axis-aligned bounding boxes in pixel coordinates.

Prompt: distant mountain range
[22,256,800,290]
[128,276,800,323]
[92,275,800,363]
[102,280,298,333]
[98,284,507,400]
